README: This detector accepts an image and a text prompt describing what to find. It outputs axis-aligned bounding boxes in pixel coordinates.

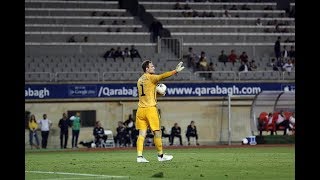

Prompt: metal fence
[158,37,182,60]
[25,71,295,82]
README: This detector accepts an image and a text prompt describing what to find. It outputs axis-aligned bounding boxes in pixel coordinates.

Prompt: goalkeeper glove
[175,61,185,73]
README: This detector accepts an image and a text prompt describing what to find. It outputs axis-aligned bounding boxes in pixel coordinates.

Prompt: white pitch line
[25,171,129,179]
[37,177,113,180]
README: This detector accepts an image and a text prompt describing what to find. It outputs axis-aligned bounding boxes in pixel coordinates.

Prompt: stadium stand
[25,0,295,82]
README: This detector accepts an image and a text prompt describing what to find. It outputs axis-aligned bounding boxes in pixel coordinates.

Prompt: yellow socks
[137,135,145,156]
[154,137,163,155]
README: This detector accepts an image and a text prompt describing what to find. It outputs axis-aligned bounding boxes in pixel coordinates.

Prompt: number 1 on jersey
[140,84,146,96]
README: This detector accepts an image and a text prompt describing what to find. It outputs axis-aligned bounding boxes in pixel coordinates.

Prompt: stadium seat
[103,130,115,148]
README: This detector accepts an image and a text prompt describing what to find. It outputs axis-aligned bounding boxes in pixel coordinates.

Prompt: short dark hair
[142,60,152,72]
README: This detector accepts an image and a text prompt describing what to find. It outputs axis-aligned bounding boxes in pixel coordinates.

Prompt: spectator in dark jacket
[103,48,116,61]
[170,123,183,146]
[161,126,171,144]
[274,36,281,60]
[93,121,108,147]
[58,113,72,149]
[149,19,163,42]
[130,45,142,61]
[186,121,199,145]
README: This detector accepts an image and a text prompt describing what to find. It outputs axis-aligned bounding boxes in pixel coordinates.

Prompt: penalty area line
[35,177,121,180]
[25,171,129,179]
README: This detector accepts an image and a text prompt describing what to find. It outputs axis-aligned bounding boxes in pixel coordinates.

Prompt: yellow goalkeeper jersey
[137,71,176,107]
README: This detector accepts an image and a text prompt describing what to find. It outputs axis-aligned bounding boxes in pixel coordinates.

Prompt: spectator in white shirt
[38,114,52,149]
[282,59,293,72]
[282,46,289,60]
[289,112,295,130]
[256,18,262,26]
[276,111,290,135]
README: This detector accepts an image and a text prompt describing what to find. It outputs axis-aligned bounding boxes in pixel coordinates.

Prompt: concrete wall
[25,98,253,148]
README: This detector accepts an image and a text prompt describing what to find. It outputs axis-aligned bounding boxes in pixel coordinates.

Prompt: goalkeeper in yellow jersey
[136,60,184,163]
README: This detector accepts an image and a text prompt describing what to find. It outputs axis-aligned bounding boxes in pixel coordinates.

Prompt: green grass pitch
[25,145,294,180]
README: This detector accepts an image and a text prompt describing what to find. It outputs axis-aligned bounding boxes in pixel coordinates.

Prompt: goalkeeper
[136,60,184,163]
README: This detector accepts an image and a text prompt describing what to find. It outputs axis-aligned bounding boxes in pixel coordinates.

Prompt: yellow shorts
[136,106,160,131]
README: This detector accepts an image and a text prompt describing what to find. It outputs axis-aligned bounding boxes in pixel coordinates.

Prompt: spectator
[122,47,131,59]
[124,114,134,146]
[249,60,257,71]
[223,10,231,17]
[115,121,127,147]
[274,24,281,33]
[208,62,215,71]
[186,121,199,145]
[276,58,284,70]
[282,46,289,60]
[276,110,290,135]
[218,50,228,64]
[255,18,262,26]
[149,20,163,43]
[58,112,71,149]
[83,36,88,42]
[184,47,198,69]
[124,114,134,133]
[198,51,208,71]
[114,47,125,62]
[238,61,249,72]
[228,49,238,65]
[258,113,268,136]
[28,114,40,149]
[289,112,295,134]
[239,51,249,63]
[161,126,171,145]
[282,59,294,73]
[93,121,108,147]
[103,48,116,61]
[67,36,76,43]
[38,114,52,149]
[170,123,183,146]
[70,112,81,148]
[268,58,279,71]
[289,46,295,60]
[267,113,275,135]
[198,51,209,78]
[274,36,281,60]
[258,112,274,136]
[130,45,142,61]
